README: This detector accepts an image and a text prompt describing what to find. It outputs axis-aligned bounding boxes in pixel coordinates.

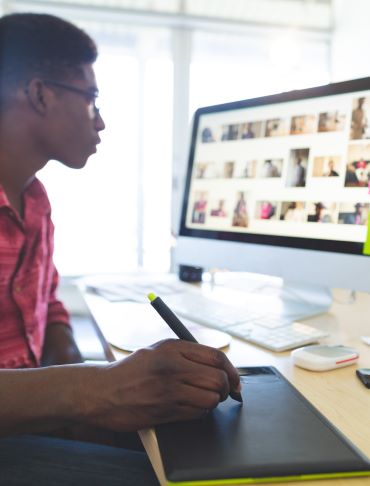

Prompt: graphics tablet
[155,366,370,485]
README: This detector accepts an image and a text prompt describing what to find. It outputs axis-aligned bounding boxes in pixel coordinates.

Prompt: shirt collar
[0,185,9,209]
[0,178,51,216]
[24,178,51,217]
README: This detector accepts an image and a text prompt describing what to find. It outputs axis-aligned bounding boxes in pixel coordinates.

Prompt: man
[324,159,339,177]
[262,159,279,177]
[232,192,248,227]
[241,122,255,139]
[307,202,331,223]
[351,97,367,139]
[345,161,360,186]
[291,157,306,187]
[0,13,241,485]
[341,203,365,225]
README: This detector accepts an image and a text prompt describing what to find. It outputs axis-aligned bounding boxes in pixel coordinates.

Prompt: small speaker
[178,264,203,283]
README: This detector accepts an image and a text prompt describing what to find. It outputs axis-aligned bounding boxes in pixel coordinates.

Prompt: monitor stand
[278,281,332,321]
[206,272,333,322]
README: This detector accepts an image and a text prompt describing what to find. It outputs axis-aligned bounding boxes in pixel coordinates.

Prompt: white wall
[331,0,370,81]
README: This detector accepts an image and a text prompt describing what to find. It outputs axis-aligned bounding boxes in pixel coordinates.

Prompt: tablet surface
[155,367,370,485]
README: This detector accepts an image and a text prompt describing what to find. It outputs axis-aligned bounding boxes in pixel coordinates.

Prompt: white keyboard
[83,278,328,352]
[165,292,328,352]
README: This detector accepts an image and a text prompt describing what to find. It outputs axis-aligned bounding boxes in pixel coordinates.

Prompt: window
[189,30,330,114]
[39,27,173,275]
[2,3,331,276]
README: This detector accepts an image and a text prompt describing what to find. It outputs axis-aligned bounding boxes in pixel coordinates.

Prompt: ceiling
[16,0,333,31]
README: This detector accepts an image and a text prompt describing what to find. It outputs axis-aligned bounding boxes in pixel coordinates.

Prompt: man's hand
[0,340,240,436]
[41,323,83,366]
[79,339,241,431]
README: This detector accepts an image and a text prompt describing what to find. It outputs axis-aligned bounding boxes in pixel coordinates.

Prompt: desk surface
[81,275,370,486]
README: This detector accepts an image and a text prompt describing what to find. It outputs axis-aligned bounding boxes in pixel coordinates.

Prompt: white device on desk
[291,345,359,371]
[361,336,370,346]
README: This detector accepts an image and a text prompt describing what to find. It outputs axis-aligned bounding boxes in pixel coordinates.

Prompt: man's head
[315,202,325,214]
[355,203,363,214]
[0,13,97,98]
[0,13,104,169]
[358,97,365,109]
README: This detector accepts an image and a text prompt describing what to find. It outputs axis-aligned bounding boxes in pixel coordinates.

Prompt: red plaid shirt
[0,178,69,368]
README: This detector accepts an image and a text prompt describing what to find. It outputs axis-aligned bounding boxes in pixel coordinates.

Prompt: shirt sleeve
[46,264,71,327]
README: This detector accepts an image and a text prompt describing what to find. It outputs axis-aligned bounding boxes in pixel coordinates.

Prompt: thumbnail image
[290,115,317,135]
[259,159,283,178]
[194,162,219,179]
[201,126,216,143]
[255,201,278,220]
[233,160,257,178]
[344,160,370,187]
[221,124,239,141]
[191,191,208,224]
[210,199,228,217]
[239,121,263,139]
[194,162,208,179]
[280,202,306,223]
[338,202,369,225]
[223,161,235,178]
[351,96,370,139]
[307,202,337,223]
[312,156,341,177]
[265,118,289,137]
[232,191,248,227]
[318,111,346,133]
[286,148,309,187]
[345,144,370,187]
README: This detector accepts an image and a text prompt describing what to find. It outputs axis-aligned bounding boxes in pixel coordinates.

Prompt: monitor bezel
[179,76,370,256]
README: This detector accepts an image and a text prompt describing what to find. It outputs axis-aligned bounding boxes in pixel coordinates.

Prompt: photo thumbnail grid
[186,92,370,240]
[191,192,369,228]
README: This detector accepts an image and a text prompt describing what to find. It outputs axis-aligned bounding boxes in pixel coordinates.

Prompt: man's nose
[95,112,105,131]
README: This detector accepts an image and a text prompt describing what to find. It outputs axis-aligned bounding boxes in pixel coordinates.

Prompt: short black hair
[0,13,97,101]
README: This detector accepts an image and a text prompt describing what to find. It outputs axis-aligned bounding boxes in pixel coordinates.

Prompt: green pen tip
[147,292,157,302]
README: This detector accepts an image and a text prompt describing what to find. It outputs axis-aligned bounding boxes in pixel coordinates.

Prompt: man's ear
[25,78,49,115]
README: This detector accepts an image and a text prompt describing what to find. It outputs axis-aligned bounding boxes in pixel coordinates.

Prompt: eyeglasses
[42,79,100,119]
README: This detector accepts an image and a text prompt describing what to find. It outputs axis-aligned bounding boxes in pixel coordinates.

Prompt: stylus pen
[147,292,243,403]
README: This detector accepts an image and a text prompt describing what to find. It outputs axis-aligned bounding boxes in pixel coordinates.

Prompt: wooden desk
[82,280,370,486]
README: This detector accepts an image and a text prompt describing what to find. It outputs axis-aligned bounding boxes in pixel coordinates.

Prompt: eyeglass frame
[39,79,100,119]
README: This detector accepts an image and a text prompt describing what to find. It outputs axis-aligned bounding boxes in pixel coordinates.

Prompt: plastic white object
[291,344,359,371]
[361,336,370,346]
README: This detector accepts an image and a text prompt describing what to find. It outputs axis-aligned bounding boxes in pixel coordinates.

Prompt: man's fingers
[175,341,241,394]
[168,382,222,412]
[176,362,230,402]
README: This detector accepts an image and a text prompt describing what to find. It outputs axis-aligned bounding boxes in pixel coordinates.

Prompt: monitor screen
[177,78,370,292]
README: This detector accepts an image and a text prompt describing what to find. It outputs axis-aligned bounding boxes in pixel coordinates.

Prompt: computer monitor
[175,77,370,320]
